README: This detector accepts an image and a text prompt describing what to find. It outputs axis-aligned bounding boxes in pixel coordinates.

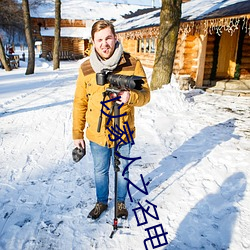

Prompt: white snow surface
[40,27,92,39]
[0,50,250,250]
[30,0,152,20]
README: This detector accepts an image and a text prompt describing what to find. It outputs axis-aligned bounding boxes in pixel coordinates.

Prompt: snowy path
[0,59,250,249]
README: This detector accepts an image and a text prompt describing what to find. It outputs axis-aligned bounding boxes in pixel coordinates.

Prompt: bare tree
[53,0,61,70]
[151,0,182,90]
[22,0,35,75]
[0,0,24,37]
[0,37,11,71]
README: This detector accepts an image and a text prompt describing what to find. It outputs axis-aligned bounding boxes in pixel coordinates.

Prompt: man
[72,20,150,220]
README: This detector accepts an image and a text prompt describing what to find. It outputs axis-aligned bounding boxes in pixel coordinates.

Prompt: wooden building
[115,0,250,88]
[31,18,92,60]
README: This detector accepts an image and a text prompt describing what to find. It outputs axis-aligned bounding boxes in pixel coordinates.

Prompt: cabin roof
[115,8,160,33]
[115,0,250,32]
[182,0,250,21]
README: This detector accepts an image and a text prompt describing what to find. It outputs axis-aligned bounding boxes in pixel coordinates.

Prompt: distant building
[31,17,92,60]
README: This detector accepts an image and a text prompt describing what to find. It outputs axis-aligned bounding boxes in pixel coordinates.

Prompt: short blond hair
[91,20,116,40]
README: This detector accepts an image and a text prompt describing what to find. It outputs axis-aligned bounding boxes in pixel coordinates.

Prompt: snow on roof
[40,27,91,39]
[114,0,250,32]
[114,8,160,32]
[30,0,151,20]
[182,0,250,21]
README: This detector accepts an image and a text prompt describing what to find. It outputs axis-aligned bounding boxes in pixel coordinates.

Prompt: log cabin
[115,0,250,93]
[31,18,92,60]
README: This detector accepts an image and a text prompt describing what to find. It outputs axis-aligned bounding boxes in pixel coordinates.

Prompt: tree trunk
[53,0,61,70]
[22,0,35,75]
[0,37,11,71]
[151,0,182,90]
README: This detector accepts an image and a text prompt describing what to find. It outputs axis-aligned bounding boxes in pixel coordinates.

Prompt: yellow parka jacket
[72,52,150,148]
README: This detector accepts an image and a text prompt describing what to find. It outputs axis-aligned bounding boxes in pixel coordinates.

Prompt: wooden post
[195,32,207,88]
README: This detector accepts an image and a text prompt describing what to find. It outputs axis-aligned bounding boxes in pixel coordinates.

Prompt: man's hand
[74,139,85,149]
[72,139,86,162]
[117,90,130,104]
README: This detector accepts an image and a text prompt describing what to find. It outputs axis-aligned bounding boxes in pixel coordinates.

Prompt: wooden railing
[46,51,83,61]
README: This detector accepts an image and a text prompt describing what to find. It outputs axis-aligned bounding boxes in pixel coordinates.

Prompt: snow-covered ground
[0,49,249,250]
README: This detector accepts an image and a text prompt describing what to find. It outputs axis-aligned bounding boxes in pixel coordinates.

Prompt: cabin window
[137,38,156,54]
[137,39,143,53]
[150,38,155,53]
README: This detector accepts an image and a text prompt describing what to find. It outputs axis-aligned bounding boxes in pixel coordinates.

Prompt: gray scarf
[90,41,123,73]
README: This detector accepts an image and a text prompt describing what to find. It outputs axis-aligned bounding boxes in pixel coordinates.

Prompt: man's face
[93,27,117,60]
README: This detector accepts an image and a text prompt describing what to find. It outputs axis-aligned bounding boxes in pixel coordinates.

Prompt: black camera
[72,146,86,163]
[96,70,144,90]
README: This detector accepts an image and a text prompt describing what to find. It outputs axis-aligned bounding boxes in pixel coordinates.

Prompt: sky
[0,48,249,250]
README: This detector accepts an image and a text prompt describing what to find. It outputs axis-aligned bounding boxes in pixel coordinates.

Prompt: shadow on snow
[167,172,247,249]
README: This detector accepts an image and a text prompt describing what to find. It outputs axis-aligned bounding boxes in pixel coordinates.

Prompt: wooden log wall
[72,38,87,56]
[41,37,53,58]
[183,35,198,79]
[61,38,74,52]
[240,35,250,79]
[120,39,137,54]
[134,53,156,68]
[32,18,86,29]
[203,34,215,82]
[173,34,199,80]
[173,34,185,75]
[41,37,86,58]
[120,31,200,78]
[120,38,156,68]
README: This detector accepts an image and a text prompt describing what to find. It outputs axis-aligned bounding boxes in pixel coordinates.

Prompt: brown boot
[117,202,128,219]
[87,202,108,220]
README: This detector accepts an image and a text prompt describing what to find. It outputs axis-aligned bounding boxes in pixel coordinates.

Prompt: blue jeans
[90,141,131,205]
